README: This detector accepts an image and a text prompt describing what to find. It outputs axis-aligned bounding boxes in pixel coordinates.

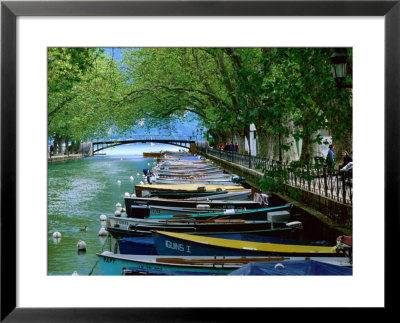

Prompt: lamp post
[330,49,352,89]
[200,128,203,153]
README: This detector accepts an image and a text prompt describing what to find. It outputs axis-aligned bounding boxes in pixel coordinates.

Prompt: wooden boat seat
[212,219,246,223]
[156,256,289,265]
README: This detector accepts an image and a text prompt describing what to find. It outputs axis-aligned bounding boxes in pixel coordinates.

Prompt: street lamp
[330,49,352,89]
[200,128,203,152]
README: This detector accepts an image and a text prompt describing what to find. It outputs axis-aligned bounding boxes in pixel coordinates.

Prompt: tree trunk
[299,130,323,164]
[256,127,298,163]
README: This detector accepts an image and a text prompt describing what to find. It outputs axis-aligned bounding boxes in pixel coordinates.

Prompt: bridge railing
[94,135,195,144]
[206,148,352,206]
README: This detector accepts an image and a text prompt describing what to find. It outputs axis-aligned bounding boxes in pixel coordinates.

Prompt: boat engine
[336,235,353,263]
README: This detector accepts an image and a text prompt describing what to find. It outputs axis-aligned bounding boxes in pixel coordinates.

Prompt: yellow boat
[135,184,249,198]
[152,231,340,257]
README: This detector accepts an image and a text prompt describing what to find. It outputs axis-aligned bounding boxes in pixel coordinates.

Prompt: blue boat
[228,260,352,276]
[96,252,289,275]
[96,252,351,276]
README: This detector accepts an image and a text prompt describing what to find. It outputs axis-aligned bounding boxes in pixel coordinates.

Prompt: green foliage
[47,47,352,166]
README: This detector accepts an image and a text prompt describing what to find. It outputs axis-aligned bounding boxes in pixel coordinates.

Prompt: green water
[47,152,159,276]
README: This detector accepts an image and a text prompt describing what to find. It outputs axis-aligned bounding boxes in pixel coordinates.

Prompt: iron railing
[205,148,352,206]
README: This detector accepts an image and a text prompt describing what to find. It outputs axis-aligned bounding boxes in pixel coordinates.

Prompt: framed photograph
[1,0,397,320]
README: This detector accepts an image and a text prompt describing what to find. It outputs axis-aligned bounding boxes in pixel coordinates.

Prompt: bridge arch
[92,137,196,154]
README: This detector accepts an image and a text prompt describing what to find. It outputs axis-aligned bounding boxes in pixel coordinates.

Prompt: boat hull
[117,233,328,255]
[152,231,341,257]
[124,194,258,218]
[107,215,295,238]
[127,203,292,219]
[97,252,351,275]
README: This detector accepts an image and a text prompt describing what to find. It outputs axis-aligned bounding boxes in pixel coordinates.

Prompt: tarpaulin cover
[228,260,352,276]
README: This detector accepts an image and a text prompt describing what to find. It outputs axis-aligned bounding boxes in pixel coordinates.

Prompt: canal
[48,145,344,276]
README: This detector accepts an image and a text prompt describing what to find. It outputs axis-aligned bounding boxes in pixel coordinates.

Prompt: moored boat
[124,193,258,217]
[117,231,327,256]
[151,230,343,257]
[134,183,248,198]
[127,203,292,219]
[106,211,301,238]
[97,252,351,276]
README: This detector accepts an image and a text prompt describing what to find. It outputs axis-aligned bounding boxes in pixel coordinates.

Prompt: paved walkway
[48,154,84,163]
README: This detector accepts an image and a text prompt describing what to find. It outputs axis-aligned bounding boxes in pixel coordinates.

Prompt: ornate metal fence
[206,148,352,205]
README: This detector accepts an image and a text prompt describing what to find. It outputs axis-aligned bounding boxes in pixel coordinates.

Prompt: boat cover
[228,260,352,276]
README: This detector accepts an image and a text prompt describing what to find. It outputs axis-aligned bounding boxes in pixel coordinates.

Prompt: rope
[88,260,99,276]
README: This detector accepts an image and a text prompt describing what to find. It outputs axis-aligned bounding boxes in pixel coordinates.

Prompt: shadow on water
[268,194,346,245]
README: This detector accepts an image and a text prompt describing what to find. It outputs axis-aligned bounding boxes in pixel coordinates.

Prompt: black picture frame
[1,0,397,321]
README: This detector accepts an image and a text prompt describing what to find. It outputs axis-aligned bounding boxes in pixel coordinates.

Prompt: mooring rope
[88,233,112,275]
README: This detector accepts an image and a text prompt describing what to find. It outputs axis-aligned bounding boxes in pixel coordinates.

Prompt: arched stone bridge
[91,135,197,154]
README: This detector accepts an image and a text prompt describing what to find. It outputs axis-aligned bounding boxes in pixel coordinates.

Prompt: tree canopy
[48,47,352,162]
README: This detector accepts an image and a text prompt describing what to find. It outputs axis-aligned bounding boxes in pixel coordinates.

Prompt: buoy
[100,214,107,221]
[136,173,140,176]
[115,210,121,217]
[147,162,150,166]
[98,227,108,236]
[140,181,144,185]
[130,176,134,181]
[52,231,61,238]
[131,193,136,197]
[72,271,79,276]
[121,208,126,213]
[116,202,122,211]
[117,180,121,185]
[124,192,130,198]
[77,240,87,251]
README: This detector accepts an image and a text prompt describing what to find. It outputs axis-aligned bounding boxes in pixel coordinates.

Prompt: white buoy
[72,271,79,276]
[136,173,140,176]
[147,162,150,166]
[117,180,121,185]
[130,176,134,181]
[115,202,122,211]
[121,208,126,213]
[131,193,136,197]
[124,192,130,198]
[140,181,144,185]
[114,210,121,217]
[77,240,87,251]
[53,231,61,238]
[98,227,108,236]
[100,214,107,221]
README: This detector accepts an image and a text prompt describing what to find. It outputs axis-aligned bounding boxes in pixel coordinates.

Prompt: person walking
[326,144,335,174]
